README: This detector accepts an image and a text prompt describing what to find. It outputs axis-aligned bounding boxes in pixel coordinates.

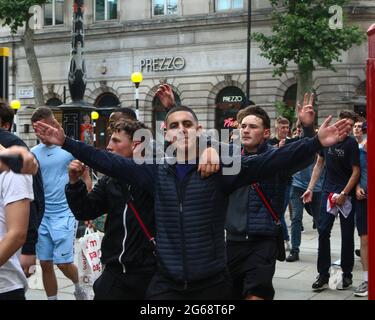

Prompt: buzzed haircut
[114,107,137,121]
[236,106,271,129]
[112,119,148,139]
[0,102,15,128]
[165,105,198,124]
[31,107,54,123]
[339,110,359,123]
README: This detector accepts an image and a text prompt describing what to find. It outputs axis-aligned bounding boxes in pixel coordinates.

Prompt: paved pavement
[25,210,367,300]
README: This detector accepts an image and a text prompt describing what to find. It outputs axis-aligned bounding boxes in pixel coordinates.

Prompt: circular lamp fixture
[10,100,21,111]
[131,72,143,87]
[91,111,99,120]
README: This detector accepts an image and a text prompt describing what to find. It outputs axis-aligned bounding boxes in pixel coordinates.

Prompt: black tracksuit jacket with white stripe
[65,177,155,274]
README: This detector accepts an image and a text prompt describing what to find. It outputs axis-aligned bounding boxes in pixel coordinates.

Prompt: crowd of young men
[0,84,368,299]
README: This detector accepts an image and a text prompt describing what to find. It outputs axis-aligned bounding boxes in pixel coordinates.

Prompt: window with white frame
[95,0,118,21]
[153,0,178,16]
[216,0,243,11]
[44,0,64,26]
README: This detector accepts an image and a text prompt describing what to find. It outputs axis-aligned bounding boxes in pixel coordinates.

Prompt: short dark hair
[165,105,198,124]
[339,110,359,123]
[236,106,271,129]
[31,107,54,123]
[112,119,148,139]
[0,102,15,128]
[113,107,137,121]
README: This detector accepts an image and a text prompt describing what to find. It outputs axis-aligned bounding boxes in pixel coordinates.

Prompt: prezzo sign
[216,86,246,104]
[140,56,185,72]
[222,96,243,103]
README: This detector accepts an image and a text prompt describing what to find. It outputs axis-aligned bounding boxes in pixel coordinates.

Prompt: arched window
[215,86,248,130]
[46,97,62,107]
[283,84,297,108]
[94,92,121,148]
[354,81,366,118]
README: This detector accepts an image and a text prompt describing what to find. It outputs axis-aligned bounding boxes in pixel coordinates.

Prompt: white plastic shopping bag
[77,227,103,299]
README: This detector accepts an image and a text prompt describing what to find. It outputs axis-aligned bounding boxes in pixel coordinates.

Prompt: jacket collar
[242,140,270,156]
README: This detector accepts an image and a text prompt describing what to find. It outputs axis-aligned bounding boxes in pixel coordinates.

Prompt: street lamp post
[246,0,252,105]
[0,47,10,102]
[131,72,143,120]
[10,99,21,134]
[91,111,99,147]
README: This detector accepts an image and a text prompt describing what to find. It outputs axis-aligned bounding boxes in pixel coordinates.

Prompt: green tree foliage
[0,0,46,33]
[275,101,296,126]
[0,0,48,107]
[252,0,366,104]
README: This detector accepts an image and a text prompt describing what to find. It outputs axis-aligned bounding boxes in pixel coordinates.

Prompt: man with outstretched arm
[34,108,351,299]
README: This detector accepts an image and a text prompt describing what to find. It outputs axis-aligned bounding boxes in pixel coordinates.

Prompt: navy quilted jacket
[62,136,322,282]
[226,142,288,238]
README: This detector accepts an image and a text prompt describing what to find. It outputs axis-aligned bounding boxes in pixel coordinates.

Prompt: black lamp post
[246,0,252,106]
[131,72,143,119]
[58,0,96,141]
[0,47,9,102]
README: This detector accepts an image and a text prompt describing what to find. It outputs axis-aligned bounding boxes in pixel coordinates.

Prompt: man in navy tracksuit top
[33,105,351,299]
[225,100,315,300]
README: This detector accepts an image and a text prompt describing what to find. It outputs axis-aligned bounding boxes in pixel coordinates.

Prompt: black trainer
[337,276,353,290]
[312,275,329,291]
[286,250,299,262]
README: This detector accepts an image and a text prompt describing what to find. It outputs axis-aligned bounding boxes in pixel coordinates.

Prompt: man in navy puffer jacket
[226,96,316,300]
[33,104,351,300]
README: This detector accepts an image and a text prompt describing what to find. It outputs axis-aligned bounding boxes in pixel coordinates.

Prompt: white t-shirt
[0,171,34,294]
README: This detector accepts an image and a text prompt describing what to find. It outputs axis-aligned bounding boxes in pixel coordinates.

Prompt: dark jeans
[317,192,355,279]
[0,288,25,300]
[93,267,154,300]
[146,270,232,300]
[281,185,291,241]
[289,186,322,252]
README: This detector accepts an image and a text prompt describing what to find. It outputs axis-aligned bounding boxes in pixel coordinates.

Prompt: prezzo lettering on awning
[216,86,246,104]
[222,96,243,103]
[140,57,185,72]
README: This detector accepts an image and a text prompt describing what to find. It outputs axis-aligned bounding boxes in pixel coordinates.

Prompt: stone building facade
[0,0,373,148]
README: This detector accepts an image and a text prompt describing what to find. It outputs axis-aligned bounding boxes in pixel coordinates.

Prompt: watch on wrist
[340,191,347,197]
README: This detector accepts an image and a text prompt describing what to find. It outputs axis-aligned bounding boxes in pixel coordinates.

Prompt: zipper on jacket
[118,204,128,274]
[168,165,192,284]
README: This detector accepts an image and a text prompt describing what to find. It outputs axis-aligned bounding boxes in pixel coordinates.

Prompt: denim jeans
[289,186,322,252]
[280,185,291,242]
[317,192,355,279]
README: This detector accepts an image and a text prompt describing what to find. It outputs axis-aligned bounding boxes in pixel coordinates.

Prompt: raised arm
[223,115,351,192]
[223,136,322,192]
[32,119,156,195]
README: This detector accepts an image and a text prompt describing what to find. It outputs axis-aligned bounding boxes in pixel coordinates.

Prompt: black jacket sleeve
[62,138,156,195]
[22,167,45,255]
[222,136,323,193]
[65,178,109,221]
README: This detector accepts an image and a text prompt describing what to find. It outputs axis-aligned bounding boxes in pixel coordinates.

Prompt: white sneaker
[354,281,368,297]
[284,241,291,252]
[74,287,88,300]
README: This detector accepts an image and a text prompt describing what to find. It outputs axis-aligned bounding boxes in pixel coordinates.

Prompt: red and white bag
[77,227,103,300]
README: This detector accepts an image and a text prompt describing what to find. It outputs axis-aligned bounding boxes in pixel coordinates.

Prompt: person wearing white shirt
[0,171,33,300]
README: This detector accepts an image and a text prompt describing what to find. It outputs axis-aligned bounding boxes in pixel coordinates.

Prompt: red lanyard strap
[127,201,155,244]
[251,183,281,224]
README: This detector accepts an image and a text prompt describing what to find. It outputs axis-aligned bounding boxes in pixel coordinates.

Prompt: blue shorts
[36,216,77,264]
